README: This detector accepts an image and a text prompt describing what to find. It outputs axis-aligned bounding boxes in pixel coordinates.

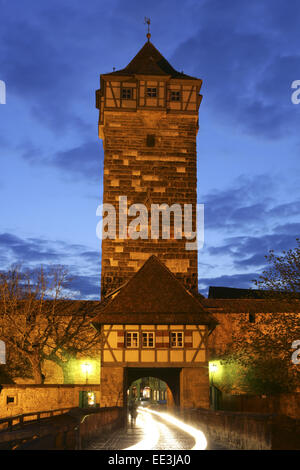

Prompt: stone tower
[96,37,203,297]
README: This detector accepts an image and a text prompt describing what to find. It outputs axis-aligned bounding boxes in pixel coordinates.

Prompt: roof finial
[144,17,151,42]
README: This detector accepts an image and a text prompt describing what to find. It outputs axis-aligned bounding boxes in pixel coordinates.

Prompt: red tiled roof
[93,255,217,325]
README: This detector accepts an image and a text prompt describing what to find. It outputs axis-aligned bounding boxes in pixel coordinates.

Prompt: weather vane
[144,17,151,42]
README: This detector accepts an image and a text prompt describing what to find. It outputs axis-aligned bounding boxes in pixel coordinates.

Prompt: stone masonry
[100,110,199,296]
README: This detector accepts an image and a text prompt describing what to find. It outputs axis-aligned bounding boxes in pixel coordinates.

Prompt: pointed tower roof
[92,256,217,327]
[103,41,198,80]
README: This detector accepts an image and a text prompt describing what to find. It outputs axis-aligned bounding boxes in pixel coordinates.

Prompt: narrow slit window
[146,134,155,147]
[249,313,256,323]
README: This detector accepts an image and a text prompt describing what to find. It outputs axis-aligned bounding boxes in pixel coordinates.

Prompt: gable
[93,256,217,326]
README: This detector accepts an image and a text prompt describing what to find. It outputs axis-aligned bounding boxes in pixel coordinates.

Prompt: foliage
[253,238,300,298]
[0,265,101,384]
[219,240,300,394]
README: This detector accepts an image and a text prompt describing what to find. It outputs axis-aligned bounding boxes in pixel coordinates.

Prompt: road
[85,407,228,450]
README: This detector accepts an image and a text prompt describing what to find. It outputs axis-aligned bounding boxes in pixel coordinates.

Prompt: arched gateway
[92,256,217,409]
[94,37,217,409]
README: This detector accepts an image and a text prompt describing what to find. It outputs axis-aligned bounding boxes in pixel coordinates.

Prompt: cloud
[198,218,299,295]
[65,273,100,299]
[203,174,300,232]
[0,233,60,262]
[21,140,103,182]
[0,2,105,135]
[198,272,259,296]
[172,0,300,139]
[50,141,103,182]
[0,232,101,299]
[208,225,299,270]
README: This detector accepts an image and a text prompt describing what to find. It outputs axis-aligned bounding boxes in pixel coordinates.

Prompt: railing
[0,407,77,433]
[0,406,126,450]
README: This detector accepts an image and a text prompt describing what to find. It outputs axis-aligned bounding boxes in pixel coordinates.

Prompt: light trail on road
[124,407,207,450]
[125,409,160,450]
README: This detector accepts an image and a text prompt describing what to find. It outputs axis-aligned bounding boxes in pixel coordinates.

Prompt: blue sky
[0,0,299,298]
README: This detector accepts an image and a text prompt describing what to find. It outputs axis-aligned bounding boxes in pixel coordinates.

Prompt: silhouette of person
[128,399,138,427]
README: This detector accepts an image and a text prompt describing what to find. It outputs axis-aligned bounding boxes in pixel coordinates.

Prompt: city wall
[179,408,300,450]
[0,384,100,419]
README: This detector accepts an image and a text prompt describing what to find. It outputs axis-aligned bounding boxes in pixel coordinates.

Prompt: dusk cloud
[203,174,299,232]
[0,233,101,299]
[198,272,259,297]
[172,0,300,139]
[0,0,299,300]
[21,140,103,183]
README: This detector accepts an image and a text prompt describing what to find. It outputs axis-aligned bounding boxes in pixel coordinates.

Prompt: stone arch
[125,367,181,407]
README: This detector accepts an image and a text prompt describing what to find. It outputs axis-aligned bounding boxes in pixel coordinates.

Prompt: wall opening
[125,367,181,408]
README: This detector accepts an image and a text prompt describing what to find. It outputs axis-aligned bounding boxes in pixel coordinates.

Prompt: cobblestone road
[85,408,229,450]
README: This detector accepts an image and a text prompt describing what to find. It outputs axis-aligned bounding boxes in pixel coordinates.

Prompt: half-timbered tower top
[96,40,203,137]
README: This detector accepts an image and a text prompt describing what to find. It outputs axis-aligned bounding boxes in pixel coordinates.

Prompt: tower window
[249,313,256,323]
[170,331,184,348]
[146,87,157,97]
[142,332,155,348]
[125,331,139,348]
[170,90,181,101]
[146,134,155,147]
[121,87,133,99]
[6,396,15,404]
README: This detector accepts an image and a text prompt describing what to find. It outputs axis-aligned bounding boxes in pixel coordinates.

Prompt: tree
[219,240,300,394]
[253,238,300,298]
[0,265,101,384]
[228,312,299,393]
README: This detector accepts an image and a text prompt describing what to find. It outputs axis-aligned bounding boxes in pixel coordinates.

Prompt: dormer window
[170,90,181,102]
[121,87,133,99]
[146,87,157,97]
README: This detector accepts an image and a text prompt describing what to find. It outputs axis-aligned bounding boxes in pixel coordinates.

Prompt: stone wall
[0,407,124,450]
[100,367,125,408]
[100,110,199,296]
[78,407,125,448]
[178,408,300,450]
[0,384,100,419]
[180,367,209,409]
[221,392,300,420]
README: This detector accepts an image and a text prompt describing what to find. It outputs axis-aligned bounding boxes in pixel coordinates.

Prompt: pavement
[85,408,229,451]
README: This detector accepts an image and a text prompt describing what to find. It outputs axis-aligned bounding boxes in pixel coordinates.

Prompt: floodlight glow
[209,363,218,373]
[81,363,92,373]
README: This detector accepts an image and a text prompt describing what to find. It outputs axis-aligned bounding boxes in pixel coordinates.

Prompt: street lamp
[209,363,218,386]
[209,363,218,373]
[82,363,92,384]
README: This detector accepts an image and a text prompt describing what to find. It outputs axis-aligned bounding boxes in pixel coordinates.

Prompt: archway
[125,367,181,407]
